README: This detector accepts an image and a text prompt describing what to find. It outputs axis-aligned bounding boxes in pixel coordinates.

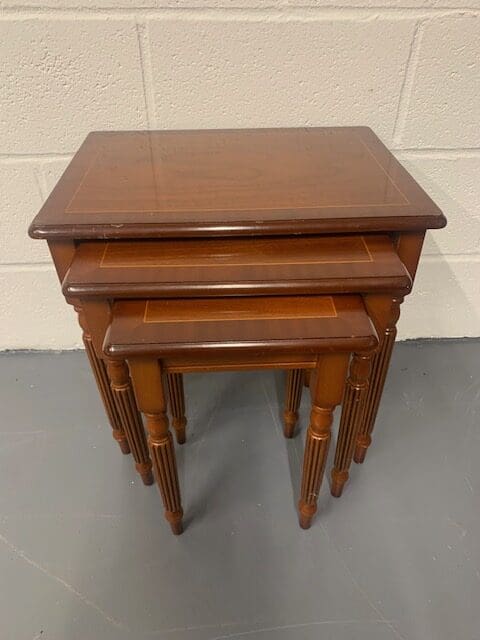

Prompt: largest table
[29,127,446,483]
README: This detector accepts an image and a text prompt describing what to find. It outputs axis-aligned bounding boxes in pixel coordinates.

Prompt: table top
[105,295,378,359]
[29,127,446,240]
[64,235,411,298]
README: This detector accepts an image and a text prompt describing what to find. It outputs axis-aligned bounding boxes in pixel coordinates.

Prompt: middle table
[63,233,410,500]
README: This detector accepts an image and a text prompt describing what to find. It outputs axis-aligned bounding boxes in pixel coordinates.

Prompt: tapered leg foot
[172,417,187,445]
[166,511,184,535]
[283,369,304,438]
[107,359,153,484]
[330,470,349,497]
[129,360,185,534]
[113,431,131,455]
[353,435,371,463]
[299,410,332,528]
[283,413,297,439]
[136,462,154,486]
[145,413,184,535]
[298,502,316,529]
[298,355,349,528]
[331,352,373,497]
[167,373,187,444]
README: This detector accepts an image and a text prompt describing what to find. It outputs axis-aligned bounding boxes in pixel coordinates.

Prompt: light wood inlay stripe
[143,296,337,324]
[100,236,373,269]
[66,131,409,214]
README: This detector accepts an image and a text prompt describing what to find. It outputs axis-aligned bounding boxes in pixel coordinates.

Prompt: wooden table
[29,127,446,499]
[105,294,379,533]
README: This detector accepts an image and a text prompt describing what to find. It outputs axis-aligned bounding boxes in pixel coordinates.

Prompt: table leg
[331,352,374,497]
[354,296,403,464]
[304,370,311,388]
[299,354,349,529]
[167,373,187,444]
[129,359,184,535]
[283,369,304,438]
[106,359,154,486]
[74,304,130,455]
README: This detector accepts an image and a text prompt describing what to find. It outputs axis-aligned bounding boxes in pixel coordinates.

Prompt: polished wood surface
[355,295,403,463]
[166,373,187,445]
[284,369,305,438]
[73,299,152,483]
[29,127,445,240]
[74,302,130,455]
[299,354,349,529]
[105,296,378,359]
[106,359,154,486]
[114,296,378,533]
[128,358,183,535]
[331,351,373,497]
[63,235,411,298]
[27,126,446,532]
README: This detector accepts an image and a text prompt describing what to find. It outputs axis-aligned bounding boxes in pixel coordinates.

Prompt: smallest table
[104,295,378,534]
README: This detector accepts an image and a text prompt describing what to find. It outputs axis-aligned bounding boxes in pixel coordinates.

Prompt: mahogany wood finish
[83,298,186,439]
[77,298,152,479]
[299,354,349,529]
[342,232,427,466]
[49,241,139,459]
[62,233,409,451]
[29,128,445,240]
[167,373,187,444]
[28,127,446,525]
[73,302,130,455]
[105,296,378,359]
[63,235,411,299]
[128,358,183,535]
[354,296,404,464]
[284,369,305,438]
[105,294,378,533]
[331,352,374,497]
[105,359,154,486]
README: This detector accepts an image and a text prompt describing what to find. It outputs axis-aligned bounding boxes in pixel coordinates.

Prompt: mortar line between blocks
[393,19,426,146]
[135,18,157,129]
[1,6,480,21]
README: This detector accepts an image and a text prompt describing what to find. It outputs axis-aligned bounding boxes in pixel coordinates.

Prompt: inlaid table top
[63,234,411,298]
[105,295,378,359]
[29,127,446,240]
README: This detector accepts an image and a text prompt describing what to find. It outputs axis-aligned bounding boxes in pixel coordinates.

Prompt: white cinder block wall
[1,1,479,349]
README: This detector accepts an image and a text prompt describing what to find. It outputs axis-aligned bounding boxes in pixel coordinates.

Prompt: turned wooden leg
[74,304,130,455]
[106,359,154,486]
[167,373,187,444]
[298,354,349,529]
[331,351,373,497]
[354,296,403,464]
[145,413,184,535]
[129,358,184,535]
[283,369,304,438]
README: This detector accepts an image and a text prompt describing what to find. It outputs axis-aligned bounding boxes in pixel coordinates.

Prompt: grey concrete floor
[0,341,479,640]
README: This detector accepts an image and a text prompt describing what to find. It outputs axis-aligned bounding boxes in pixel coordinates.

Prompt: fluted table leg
[299,354,349,529]
[354,296,403,464]
[331,352,373,497]
[283,369,304,438]
[74,304,130,455]
[145,412,184,535]
[167,373,187,444]
[106,359,153,486]
[129,358,184,535]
